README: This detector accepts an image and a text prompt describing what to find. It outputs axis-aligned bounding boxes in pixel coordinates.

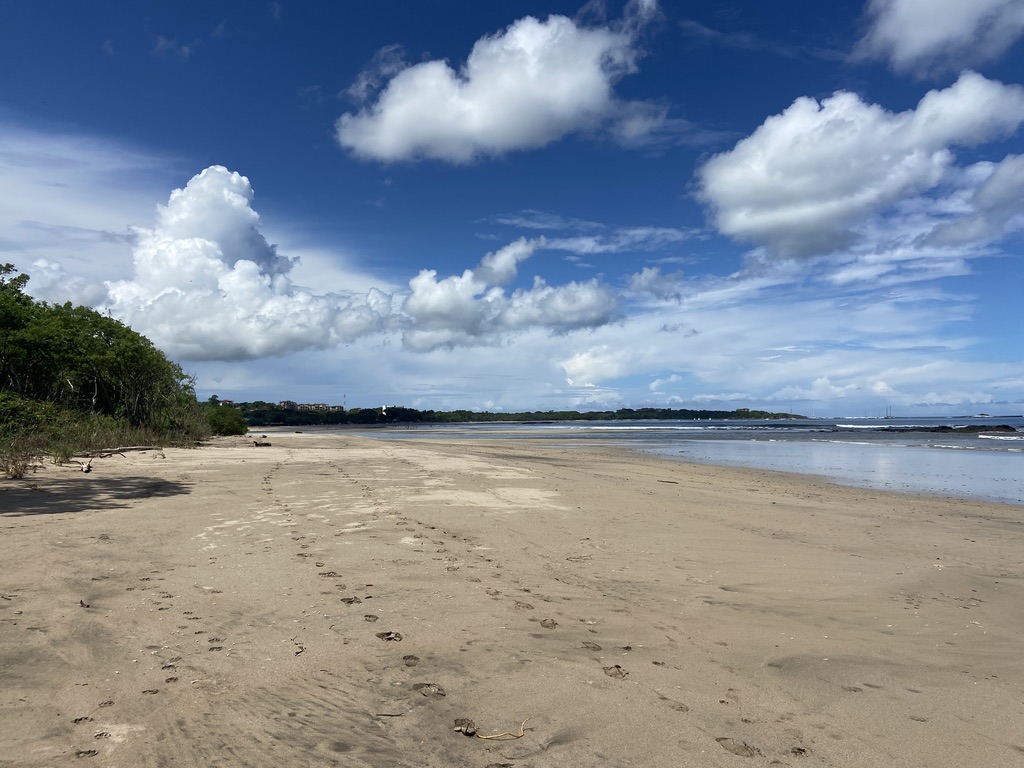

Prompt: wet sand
[1,432,1023,767]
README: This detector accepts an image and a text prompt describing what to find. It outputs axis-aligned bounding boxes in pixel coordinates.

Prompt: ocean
[352,415,1024,505]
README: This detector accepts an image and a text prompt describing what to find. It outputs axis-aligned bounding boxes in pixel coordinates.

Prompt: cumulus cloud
[102,169,624,359]
[857,0,1024,75]
[105,166,391,361]
[560,345,630,386]
[336,2,660,162]
[628,266,683,301]
[697,72,1024,257]
[401,237,619,351]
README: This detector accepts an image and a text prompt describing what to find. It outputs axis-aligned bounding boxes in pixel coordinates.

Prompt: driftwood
[78,446,163,458]
[66,446,164,471]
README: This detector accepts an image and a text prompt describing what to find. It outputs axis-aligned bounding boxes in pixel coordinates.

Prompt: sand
[1,432,1023,767]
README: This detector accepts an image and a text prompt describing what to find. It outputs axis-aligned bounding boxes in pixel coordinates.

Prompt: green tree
[205,404,249,436]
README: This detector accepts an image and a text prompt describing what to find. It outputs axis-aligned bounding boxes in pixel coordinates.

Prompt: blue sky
[3,0,1024,416]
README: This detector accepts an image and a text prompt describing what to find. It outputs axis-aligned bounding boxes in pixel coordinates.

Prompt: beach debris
[253,440,272,447]
[474,718,531,741]
[453,718,477,736]
[603,665,628,679]
[413,682,445,698]
[716,737,761,757]
[79,599,90,608]
[77,458,93,473]
[376,631,403,641]
[540,618,558,629]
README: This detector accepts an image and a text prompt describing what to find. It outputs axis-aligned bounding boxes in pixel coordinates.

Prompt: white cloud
[153,35,198,61]
[649,373,681,391]
[769,376,859,401]
[336,6,659,162]
[104,166,392,361]
[628,266,683,301]
[561,345,630,386]
[100,172,624,360]
[927,154,1024,245]
[401,237,619,351]
[697,72,1024,257]
[858,0,1024,75]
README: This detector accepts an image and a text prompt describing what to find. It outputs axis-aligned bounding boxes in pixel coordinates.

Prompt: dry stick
[476,718,531,740]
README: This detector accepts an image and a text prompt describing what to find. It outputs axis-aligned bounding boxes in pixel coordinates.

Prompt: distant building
[279,400,298,410]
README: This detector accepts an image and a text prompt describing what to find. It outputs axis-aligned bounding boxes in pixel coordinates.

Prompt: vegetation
[234,402,804,427]
[0,264,211,477]
[204,397,249,436]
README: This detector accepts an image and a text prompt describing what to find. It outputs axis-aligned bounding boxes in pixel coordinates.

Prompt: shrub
[206,405,249,436]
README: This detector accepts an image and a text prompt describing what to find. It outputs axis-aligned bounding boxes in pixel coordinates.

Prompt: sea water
[353,416,1024,505]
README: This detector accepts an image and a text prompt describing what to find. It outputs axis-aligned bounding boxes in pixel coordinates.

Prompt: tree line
[231,402,804,427]
[0,264,246,476]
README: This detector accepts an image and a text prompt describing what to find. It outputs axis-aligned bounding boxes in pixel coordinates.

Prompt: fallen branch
[77,446,163,458]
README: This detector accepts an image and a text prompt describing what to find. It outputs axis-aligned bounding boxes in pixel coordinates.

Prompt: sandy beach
[2,432,1023,767]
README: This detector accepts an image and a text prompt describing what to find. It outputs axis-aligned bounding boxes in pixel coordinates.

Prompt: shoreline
[2,433,1023,766]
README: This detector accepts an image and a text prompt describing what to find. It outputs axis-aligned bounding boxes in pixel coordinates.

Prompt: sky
[2,0,1024,417]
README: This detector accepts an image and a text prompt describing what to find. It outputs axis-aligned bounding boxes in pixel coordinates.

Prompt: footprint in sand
[75,750,98,758]
[540,619,558,629]
[603,665,628,679]
[72,717,93,724]
[98,700,114,708]
[94,732,111,740]
[364,615,379,622]
[658,695,689,713]
[403,655,420,667]
[142,689,159,695]
[582,641,602,651]
[716,738,761,757]
[376,631,403,642]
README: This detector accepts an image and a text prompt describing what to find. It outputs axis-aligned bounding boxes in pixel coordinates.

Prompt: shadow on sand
[0,474,192,516]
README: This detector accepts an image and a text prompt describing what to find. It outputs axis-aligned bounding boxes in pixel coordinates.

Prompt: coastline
[2,433,1022,766]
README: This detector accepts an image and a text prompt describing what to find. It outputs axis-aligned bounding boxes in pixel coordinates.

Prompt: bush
[206,405,249,436]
